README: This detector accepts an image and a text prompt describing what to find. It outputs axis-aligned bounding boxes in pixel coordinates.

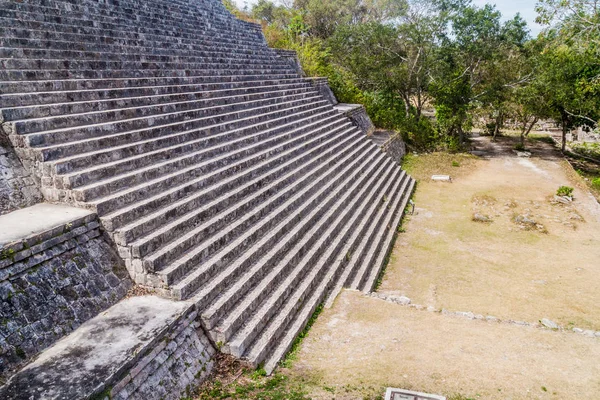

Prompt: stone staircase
[0,0,415,374]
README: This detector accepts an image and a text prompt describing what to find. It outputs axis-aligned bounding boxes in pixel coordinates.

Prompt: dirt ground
[287,134,600,399]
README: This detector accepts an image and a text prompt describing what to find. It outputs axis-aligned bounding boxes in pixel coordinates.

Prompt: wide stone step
[0,56,289,74]
[69,100,326,203]
[0,35,276,67]
[0,24,270,59]
[208,157,396,348]
[1,0,262,45]
[0,48,287,73]
[256,167,410,374]
[0,33,277,61]
[97,108,338,233]
[0,64,297,82]
[224,150,390,360]
[0,45,282,70]
[46,103,332,181]
[134,123,358,276]
[108,113,345,245]
[0,1,265,46]
[1,81,311,122]
[356,178,416,293]
[5,86,313,135]
[171,133,372,301]
[20,93,323,148]
[0,72,299,94]
[325,170,410,307]
[0,77,306,108]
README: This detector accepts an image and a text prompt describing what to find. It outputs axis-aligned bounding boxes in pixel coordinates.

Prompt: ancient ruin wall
[0,216,132,378]
[0,141,42,216]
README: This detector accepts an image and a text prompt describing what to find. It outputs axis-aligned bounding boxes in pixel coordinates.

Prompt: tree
[532,37,599,151]
[293,0,408,38]
[536,0,600,45]
[534,0,600,151]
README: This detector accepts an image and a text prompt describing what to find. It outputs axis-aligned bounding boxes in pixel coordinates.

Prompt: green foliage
[571,142,600,160]
[197,372,309,400]
[557,186,574,197]
[14,346,26,359]
[592,177,600,190]
[228,0,599,153]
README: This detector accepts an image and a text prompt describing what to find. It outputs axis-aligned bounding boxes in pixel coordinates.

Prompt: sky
[233,0,544,36]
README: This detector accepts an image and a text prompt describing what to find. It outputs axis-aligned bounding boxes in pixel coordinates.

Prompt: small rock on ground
[541,318,559,330]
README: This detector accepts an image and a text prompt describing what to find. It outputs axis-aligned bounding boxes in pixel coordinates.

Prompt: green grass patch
[556,186,574,197]
[571,142,600,160]
[195,359,309,400]
[529,134,556,145]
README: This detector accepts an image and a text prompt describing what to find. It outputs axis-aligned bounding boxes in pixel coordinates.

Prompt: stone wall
[334,104,376,136]
[273,49,305,77]
[271,51,340,106]
[307,77,339,106]
[0,215,132,379]
[382,135,407,164]
[0,142,42,216]
[110,309,216,400]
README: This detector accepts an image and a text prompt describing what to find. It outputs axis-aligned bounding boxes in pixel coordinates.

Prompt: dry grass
[286,135,600,399]
[291,291,600,400]
[402,152,479,182]
[382,146,600,330]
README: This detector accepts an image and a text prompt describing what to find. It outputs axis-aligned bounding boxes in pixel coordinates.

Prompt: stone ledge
[305,77,338,105]
[273,49,305,77]
[111,310,216,400]
[0,204,97,279]
[0,203,95,249]
[0,235,132,380]
[0,296,203,400]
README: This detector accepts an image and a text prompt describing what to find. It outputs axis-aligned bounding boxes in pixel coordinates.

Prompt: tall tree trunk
[520,119,528,146]
[458,124,465,145]
[525,117,538,137]
[561,111,568,153]
[492,112,503,141]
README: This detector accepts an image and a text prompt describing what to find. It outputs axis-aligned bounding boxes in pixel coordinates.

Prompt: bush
[571,142,600,160]
[592,177,600,190]
[514,143,526,151]
[484,121,496,136]
[557,186,574,197]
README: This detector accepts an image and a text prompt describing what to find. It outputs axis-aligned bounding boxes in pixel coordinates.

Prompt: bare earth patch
[382,135,600,330]
[291,291,600,400]
[287,135,600,399]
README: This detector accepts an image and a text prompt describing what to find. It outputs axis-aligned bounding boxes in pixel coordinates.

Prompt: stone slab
[334,103,361,114]
[0,296,193,400]
[0,203,93,247]
[386,388,446,400]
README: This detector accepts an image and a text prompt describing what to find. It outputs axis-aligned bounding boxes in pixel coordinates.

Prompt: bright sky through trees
[233,0,543,35]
